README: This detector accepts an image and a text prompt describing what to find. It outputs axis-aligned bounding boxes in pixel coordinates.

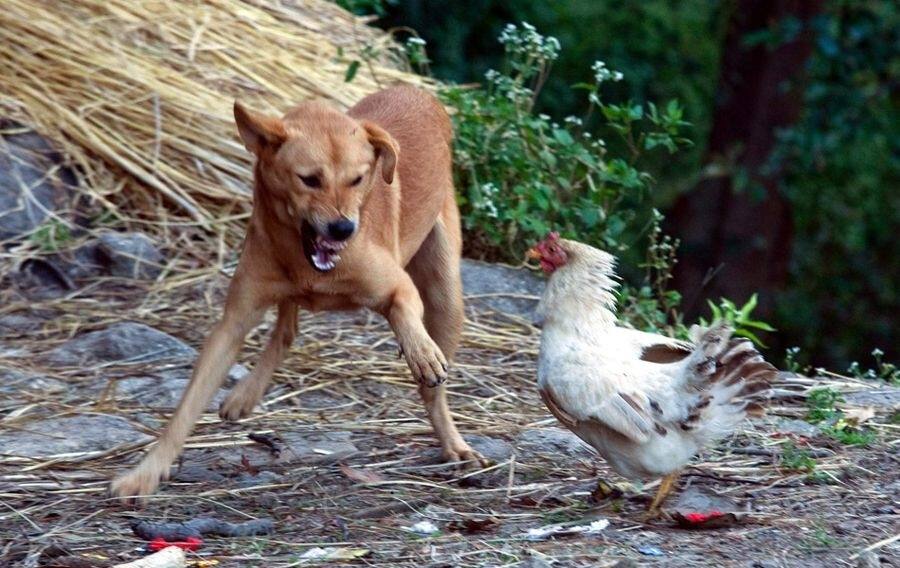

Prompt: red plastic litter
[683,511,725,524]
[147,536,203,551]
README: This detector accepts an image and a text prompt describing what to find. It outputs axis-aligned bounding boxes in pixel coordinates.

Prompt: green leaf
[552,128,575,145]
[344,60,361,82]
[739,293,759,320]
[538,149,558,167]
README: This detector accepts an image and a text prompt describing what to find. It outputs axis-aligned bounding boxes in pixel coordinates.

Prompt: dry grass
[0,0,423,247]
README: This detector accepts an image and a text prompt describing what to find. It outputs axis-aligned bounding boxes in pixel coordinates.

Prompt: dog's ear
[362,121,399,184]
[234,102,286,155]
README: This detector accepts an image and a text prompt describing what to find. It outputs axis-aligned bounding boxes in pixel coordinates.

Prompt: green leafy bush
[438,22,691,261]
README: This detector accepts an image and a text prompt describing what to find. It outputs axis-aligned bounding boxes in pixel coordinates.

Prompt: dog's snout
[326,219,356,241]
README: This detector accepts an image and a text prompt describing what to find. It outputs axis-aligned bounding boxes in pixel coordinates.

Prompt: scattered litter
[405,520,440,535]
[671,486,744,529]
[147,537,203,552]
[248,432,285,457]
[525,519,609,540]
[637,546,665,557]
[672,509,745,529]
[298,546,370,562]
[112,546,186,568]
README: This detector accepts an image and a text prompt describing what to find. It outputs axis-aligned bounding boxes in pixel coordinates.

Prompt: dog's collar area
[301,221,349,272]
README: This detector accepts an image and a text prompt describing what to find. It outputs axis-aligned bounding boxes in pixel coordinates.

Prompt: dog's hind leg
[406,213,485,466]
[219,300,298,421]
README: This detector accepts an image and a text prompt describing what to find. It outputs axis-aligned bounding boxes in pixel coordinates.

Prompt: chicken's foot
[646,471,680,517]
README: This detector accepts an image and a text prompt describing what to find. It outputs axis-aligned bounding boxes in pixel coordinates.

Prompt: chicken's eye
[299,174,321,188]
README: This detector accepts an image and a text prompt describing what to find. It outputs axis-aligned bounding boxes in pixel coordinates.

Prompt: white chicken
[528,232,776,513]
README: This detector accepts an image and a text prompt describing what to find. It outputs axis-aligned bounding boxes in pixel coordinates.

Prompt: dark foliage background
[368,0,898,372]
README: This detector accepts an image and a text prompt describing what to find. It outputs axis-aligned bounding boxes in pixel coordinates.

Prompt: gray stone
[96,232,163,280]
[0,414,150,458]
[461,259,544,318]
[855,551,881,568]
[509,557,553,568]
[0,122,76,240]
[0,313,47,337]
[277,430,359,464]
[465,434,515,463]
[769,418,821,438]
[43,322,196,367]
[673,485,737,514]
[115,369,226,410]
[516,427,594,459]
[843,386,900,409]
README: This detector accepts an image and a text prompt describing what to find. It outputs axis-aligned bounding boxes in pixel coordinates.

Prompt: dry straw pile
[0,0,422,246]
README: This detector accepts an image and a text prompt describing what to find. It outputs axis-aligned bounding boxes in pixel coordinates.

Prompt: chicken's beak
[525,247,541,261]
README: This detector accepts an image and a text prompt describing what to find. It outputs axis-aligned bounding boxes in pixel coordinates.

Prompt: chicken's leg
[647,471,680,515]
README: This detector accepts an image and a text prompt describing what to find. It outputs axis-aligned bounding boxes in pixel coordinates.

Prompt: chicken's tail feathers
[688,321,778,418]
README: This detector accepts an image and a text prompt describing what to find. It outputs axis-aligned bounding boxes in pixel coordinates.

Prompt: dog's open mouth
[301,221,348,272]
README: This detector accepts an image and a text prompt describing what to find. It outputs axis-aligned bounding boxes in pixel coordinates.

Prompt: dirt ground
[1,272,897,568]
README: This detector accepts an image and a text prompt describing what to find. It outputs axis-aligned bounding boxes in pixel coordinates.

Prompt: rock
[855,551,881,568]
[515,427,594,459]
[0,414,150,458]
[461,259,544,318]
[0,312,47,337]
[96,231,163,280]
[114,368,228,410]
[770,417,821,438]
[0,121,76,241]
[673,486,737,514]
[465,434,515,463]
[509,557,553,568]
[276,431,359,464]
[236,470,282,488]
[170,465,227,483]
[843,387,900,409]
[0,365,68,401]
[43,322,196,367]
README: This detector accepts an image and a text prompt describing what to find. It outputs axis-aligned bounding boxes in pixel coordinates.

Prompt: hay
[0,0,423,245]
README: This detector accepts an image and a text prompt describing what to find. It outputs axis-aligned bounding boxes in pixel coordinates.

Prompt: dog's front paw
[443,445,488,468]
[219,381,262,421]
[108,461,169,503]
[403,339,448,387]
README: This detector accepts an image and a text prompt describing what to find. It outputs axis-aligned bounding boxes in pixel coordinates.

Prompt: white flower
[406,37,427,47]
[591,60,624,83]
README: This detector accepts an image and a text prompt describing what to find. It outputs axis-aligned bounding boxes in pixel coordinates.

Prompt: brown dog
[109,86,483,499]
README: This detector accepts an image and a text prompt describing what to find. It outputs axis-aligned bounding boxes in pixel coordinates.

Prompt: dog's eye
[298,174,321,188]
[349,175,363,187]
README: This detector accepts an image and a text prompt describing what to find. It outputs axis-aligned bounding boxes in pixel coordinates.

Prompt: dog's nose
[326,219,356,241]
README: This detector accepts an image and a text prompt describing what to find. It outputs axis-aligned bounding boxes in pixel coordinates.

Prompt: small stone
[834,521,859,535]
[97,232,163,280]
[0,414,150,458]
[464,434,515,462]
[856,551,881,568]
[516,427,594,459]
[461,259,544,318]
[43,322,196,366]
